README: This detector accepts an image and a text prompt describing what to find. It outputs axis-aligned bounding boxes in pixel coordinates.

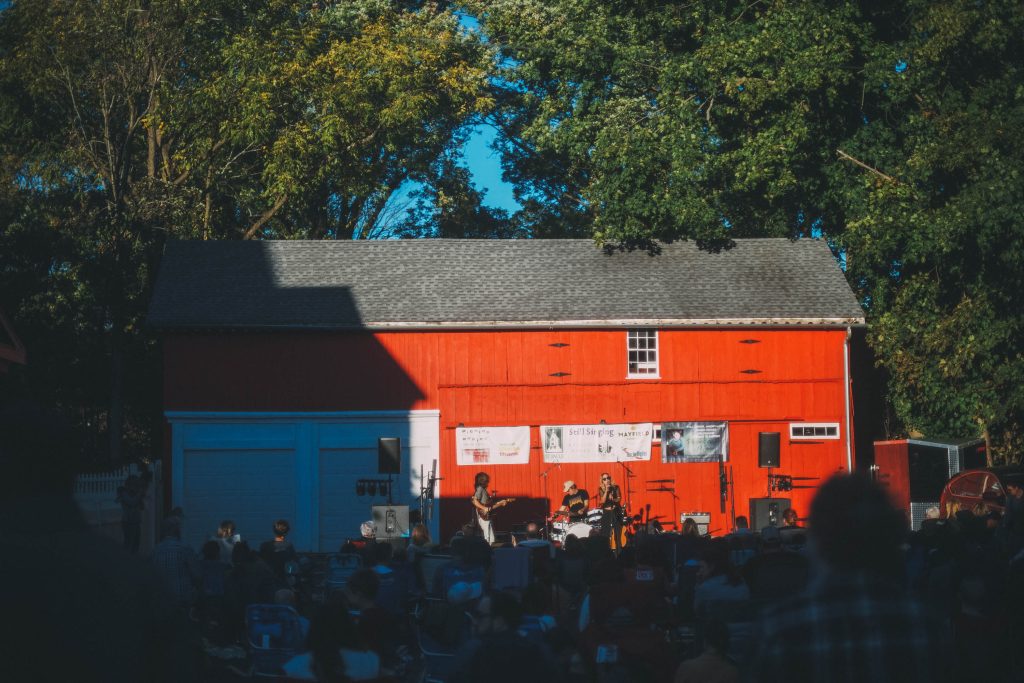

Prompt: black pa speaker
[749,497,791,530]
[378,437,401,474]
[758,432,781,468]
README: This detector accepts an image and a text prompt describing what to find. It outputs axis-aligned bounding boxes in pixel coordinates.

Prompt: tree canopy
[1,0,1021,461]
[0,0,493,458]
[467,0,1024,459]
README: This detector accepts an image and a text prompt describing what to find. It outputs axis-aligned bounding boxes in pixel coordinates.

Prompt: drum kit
[547,508,621,543]
[546,508,606,542]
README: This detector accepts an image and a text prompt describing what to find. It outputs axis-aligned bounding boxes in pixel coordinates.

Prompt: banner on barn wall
[661,421,729,463]
[541,423,654,463]
[456,426,531,466]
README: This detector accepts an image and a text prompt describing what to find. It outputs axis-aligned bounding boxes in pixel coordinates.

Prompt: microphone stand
[539,463,560,539]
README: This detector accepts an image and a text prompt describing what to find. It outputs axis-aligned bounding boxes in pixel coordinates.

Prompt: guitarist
[598,472,624,554]
[471,471,512,543]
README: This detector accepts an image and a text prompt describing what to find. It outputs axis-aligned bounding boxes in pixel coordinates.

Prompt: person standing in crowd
[259,518,297,582]
[470,471,496,543]
[559,481,590,523]
[152,516,201,611]
[598,472,624,554]
[213,519,240,564]
[753,473,951,682]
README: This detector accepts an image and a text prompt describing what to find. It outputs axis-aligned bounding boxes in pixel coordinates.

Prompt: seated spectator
[406,523,433,562]
[259,518,297,581]
[450,591,557,683]
[282,600,380,681]
[226,541,277,634]
[727,516,758,567]
[674,618,738,683]
[520,581,557,634]
[556,533,588,598]
[753,473,952,682]
[275,588,310,642]
[458,522,494,568]
[518,521,556,559]
[681,517,702,537]
[732,516,754,535]
[152,516,200,610]
[199,539,230,607]
[781,508,801,528]
[742,526,809,602]
[345,568,411,674]
[693,539,750,617]
[369,540,394,575]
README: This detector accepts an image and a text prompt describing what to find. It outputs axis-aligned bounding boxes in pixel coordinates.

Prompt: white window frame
[789,422,840,440]
[627,329,659,379]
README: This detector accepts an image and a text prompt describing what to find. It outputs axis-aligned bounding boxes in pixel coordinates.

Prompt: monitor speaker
[378,437,401,474]
[749,497,791,531]
[758,432,781,468]
[371,505,409,540]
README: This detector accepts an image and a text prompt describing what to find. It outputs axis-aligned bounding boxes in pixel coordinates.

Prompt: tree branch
[243,194,287,239]
[836,149,898,184]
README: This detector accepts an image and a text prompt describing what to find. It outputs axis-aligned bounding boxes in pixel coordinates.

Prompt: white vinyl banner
[456,426,532,466]
[541,423,654,463]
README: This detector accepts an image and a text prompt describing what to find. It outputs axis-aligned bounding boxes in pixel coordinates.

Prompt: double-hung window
[627,329,659,378]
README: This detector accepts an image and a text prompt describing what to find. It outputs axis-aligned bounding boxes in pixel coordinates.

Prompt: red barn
[149,238,865,550]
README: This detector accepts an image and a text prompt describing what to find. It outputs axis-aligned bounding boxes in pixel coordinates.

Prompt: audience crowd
[4,403,1023,683]
[136,472,1024,683]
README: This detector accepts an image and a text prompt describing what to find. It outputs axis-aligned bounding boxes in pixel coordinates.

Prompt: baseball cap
[563,480,576,492]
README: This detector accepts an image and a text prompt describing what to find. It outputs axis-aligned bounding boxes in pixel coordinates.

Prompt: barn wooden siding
[165,327,852,538]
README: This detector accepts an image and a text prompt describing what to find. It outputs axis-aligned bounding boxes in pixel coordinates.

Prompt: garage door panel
[182,449,296,550]
[319,448,382,552]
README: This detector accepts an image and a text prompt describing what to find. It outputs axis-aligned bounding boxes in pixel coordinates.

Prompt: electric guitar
[477,497,516,521]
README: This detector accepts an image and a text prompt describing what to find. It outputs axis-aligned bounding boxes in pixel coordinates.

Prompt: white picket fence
[73,461,162,553]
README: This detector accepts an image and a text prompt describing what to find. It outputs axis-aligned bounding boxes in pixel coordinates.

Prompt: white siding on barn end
[168,411,440,551]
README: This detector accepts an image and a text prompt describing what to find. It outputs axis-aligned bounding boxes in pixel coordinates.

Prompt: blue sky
[462,124,520,212]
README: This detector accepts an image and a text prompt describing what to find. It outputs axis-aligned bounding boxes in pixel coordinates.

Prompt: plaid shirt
[752,571,951,683]
[151,537,200,606]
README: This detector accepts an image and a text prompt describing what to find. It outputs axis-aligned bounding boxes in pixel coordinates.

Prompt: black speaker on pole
[758,432,781,468]
[378,437,401,475]
[749,497,791,530]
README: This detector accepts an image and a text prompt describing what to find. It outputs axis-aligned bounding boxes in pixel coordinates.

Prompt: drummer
[558,480,590,523]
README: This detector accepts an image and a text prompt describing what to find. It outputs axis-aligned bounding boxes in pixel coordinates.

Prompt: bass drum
[565,522,593,539]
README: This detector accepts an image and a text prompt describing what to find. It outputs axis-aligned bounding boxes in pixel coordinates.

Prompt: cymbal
[646,479,674,483]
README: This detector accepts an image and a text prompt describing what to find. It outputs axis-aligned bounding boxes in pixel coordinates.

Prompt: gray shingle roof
[147,238,865,329]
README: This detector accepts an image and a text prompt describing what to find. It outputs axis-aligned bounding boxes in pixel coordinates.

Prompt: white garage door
[318,448,385,552]
[169,411,440,552]
[181,448,297,552]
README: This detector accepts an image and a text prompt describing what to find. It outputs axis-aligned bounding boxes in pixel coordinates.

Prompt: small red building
[149,238,865,550]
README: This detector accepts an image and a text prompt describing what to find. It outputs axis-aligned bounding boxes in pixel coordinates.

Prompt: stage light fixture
[356,480,366,496]
[367,481,378,496]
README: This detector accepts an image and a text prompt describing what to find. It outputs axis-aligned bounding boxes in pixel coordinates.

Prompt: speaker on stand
[758,432,780,468]
[378,437,401,505]
[749,497,792,531]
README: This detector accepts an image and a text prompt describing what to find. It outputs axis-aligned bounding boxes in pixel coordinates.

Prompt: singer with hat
[558,480,590,523]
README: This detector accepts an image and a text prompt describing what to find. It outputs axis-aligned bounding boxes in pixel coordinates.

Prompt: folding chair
[245,604,305,677]
[326,553,363,594]
[492,546,531,592]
